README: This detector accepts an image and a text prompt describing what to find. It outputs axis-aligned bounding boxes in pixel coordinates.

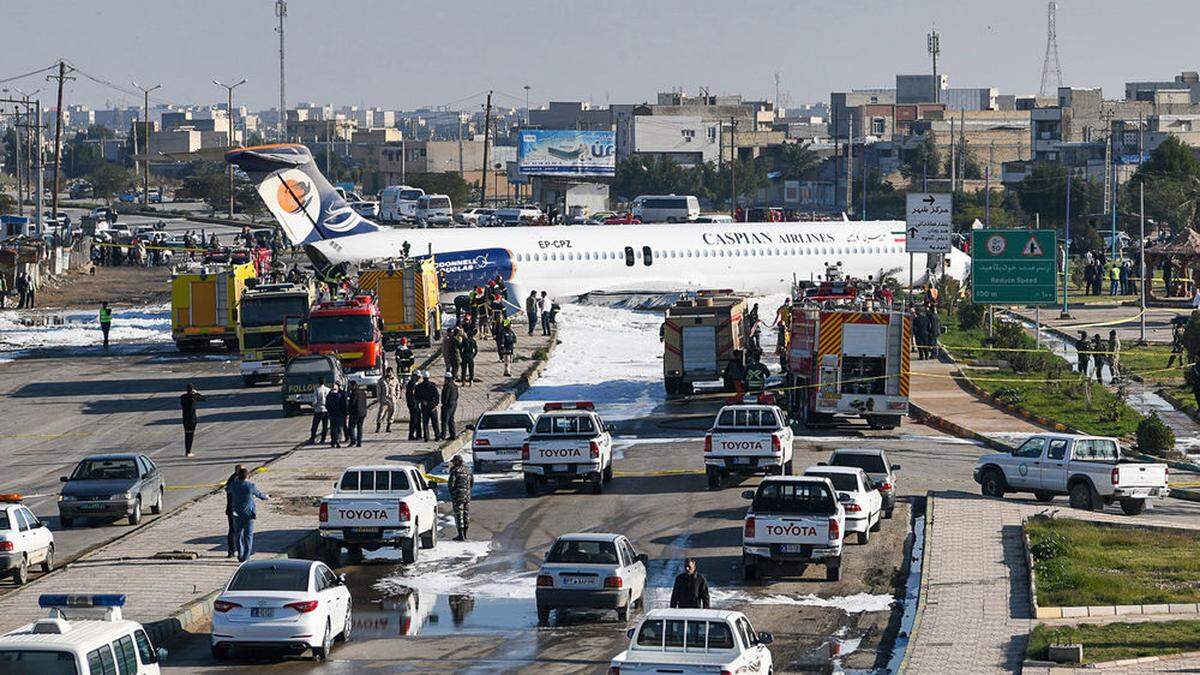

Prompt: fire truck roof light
[0,493,23,502]
[39,594,126,609]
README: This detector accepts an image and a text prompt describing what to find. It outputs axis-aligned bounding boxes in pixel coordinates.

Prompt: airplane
[226,143,971,301]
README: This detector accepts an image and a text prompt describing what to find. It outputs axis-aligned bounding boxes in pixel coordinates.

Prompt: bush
[1184,311,1200,365]
[956,301,985,331]
[532,347,549,362]
[992,321,1050,372]
[1030,530,1069,562]
[1137,412,1176,456]
[993,386,1024,406]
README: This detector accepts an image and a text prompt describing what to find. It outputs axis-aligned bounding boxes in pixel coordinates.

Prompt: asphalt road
[0,351,312,589]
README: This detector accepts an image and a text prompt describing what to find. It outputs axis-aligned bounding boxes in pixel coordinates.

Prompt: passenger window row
[512,243,904,264]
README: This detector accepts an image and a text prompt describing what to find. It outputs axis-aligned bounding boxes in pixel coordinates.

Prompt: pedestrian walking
[223,464,244,558]
[394,337,415,377]
[406,375,421,440]
[443,329,461,381]
[441,372,459,440]
[1168,324,1186,369]
[525,291,539,335]
[415,372,441,441]
[225,467,269,563]
[26,275,36,308]
[180,383,206,457]
[1075,331,1091,377]
[927,310,942,358]
[347,381,369,447]
[14,273,28,309]
[1108,329,1121,379]
[1091,334,1106,381]
[326,382,347,448]
[309,377,330,444]
[498,319,516,376]
[669,558,710,609]
[913,309,930,360]
[376,368,399,433]
[459,331,478,385]
[447,454,473,540]
[538,291,551,336]
[99,302,113,348]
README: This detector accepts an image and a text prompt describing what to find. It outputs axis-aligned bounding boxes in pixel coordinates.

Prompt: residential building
[629,115,720,165]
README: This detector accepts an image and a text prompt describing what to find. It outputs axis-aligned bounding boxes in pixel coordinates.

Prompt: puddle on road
[352,589,536,638]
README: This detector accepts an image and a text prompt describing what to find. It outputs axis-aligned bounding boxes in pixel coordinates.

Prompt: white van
[379,185,425,224]
[0,594,167,673]
[415,194,453,227]
[632,195,700,223]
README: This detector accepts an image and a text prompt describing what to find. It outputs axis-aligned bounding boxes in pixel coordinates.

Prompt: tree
[716,157,768,208]
[613,155,706,202]
[856,169,905,220]
[775,141,818,180]
[901,134,941,182]
[1133,136,1200,183]
[88,163,134,201]
[1012,163,1103,227]
[952,189,1022,230]
[3,128,16,178]
[945,139,983,180]
[0,192,13,215]
[406,172,471,210]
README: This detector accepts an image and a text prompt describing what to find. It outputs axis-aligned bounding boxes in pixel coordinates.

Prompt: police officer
[180,383,206,457]
[99,302,113,348]
[405,374,421,441]
[441,371,459,440]
[394,337,415,377]
[443,328,461,381]
[459,330,478,385]
[447,455,473,541]
[415,371,441,441]
[525,290,539,335]
[326,382,348,448]
[376,368,399,433]
[497,318,516,377]
[348,382,369,447]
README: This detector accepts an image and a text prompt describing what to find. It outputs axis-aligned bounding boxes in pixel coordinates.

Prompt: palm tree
[776,141,818,181]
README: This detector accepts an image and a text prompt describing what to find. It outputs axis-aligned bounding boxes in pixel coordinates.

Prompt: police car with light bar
[0,594,166,673]
[0,494,54,585]
[522,402,615,496]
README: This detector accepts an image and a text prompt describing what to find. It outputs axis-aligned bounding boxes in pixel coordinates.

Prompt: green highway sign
[971,229,1058,305]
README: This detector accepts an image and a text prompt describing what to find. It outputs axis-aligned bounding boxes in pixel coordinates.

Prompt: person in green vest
[1109,263,1121,296]
[99,302,113,348]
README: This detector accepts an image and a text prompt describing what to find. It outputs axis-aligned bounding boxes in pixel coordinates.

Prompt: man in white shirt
[538,291,551,336]
[309,377,330,444]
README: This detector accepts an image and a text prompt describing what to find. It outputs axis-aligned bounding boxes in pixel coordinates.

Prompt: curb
[907,402,1013,452]
[1023,647,1200,671]
[140,332,557,648]
[897,495,935,674]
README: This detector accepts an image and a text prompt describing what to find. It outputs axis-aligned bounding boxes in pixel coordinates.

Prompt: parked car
[58,454,165,528]
[488,206,543,226]
[467,410,534,472]
[609,608,773,674]
[827,448,900,519]
[694,214,734,223]
[741,475,844,581]
[348,201,380,219]
[454,207,495,226]
[603,214,642,225]
[535,532,647,624]
[0,494,54,584]
[318,464,438,563]
[802,465,882,544]
[210,558,351,661]
[974,433,1169,515]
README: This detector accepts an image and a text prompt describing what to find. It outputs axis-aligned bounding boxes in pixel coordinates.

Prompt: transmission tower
[1039,1,1063,98]
[275,0,287,141]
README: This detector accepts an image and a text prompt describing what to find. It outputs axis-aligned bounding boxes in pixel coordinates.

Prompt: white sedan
[211,558,352,661]
[803,465,883,544]
[536,533,647,624]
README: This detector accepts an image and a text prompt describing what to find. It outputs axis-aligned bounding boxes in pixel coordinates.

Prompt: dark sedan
[58,453,165,527]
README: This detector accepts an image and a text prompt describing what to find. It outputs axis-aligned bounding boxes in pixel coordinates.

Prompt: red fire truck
[786,306,911,430]
[283,295,385,391]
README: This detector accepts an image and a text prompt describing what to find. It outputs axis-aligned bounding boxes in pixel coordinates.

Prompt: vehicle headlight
[111,492,132,501]
[58,495,76,502]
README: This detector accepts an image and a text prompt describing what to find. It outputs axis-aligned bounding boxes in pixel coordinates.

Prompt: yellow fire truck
[356,258,442,347]
[786,306,911,429]
[661,292,746,397]
[237,281,314,386]
[170,261,256,351]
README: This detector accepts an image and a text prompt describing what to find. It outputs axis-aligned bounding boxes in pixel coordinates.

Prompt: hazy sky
[4,0,1197,112]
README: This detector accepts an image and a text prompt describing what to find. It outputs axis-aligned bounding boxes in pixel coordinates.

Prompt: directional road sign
[971,229,1058,304]
[905,192,952,253]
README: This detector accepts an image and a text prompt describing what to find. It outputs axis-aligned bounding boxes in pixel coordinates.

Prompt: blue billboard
[517,130,616,176]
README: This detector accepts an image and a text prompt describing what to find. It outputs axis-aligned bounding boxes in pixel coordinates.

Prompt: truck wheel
[980,470,1006,498]
[1069,482,1097,511]
[664,377,681,397]
[224,339,239,352]
[777,462,788,476]
[603,463,613,483]
[679,381,694,396]
[1034,491,1055,503]
[617,604,629,622]
[524,475,539,496]
[242,375,257,387]
[60,517,73,529]
[706,467,721,491]
[783,460,794,475]
[347,545,363,564]
[283,403,299,417]
[401,535,418,564]
[590,472,603,495]
[537,606,551,626]
[421,520,437,549]
[826,562,842,582]
[1120,497,1147,516]
[742,554,759,581]
[211,644,230,660]
[857,527,870,545]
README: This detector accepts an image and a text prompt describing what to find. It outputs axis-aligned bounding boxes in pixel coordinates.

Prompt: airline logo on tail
[276,178,313,214]
[259,168,323,244]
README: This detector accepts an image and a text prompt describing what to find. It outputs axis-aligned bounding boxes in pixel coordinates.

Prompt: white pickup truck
[609,608,773,675]
[742,476,845,581]
[522,402,615,496]
[704,404,794,489]
[974,433,1169,515]
[319,464,439,563]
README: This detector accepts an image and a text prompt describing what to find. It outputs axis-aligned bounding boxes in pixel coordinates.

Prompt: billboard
[517,130,616,176]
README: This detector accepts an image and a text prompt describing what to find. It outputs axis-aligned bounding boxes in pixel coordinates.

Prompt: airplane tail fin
[224,143,379,246]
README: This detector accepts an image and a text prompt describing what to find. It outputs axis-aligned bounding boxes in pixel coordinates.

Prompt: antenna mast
[1039,1,1063,97]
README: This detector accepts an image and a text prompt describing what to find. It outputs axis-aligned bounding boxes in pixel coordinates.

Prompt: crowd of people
[1074,329,1122,381]
[0,271,38,309]
[1079,250,1140,297]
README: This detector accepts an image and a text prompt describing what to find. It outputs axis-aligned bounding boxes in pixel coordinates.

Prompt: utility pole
[1110,132,1118,258]
[34,99,43,237]
[1061,173,1071,319]
[949,118,956,193]
[986,141,993,226]
[457,113,464,177]
[1138,181,1147,344]
[728,116,738,217]
[523,85,531,126]
[325,120,333,174]
[927,29,941,104]
[275,0,288,141]
[132,82,161,209]
[12,104,22,216]
[481,90,493,207]
[860,138,867,220]
[47,61,75,219]
[845,132,853,216]
[213,78,246,219]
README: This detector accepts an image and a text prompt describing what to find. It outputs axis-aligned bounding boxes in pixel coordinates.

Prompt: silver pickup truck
[974,433,1169,515]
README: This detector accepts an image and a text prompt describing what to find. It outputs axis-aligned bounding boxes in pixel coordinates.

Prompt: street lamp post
[523,85,531,126]
[213,79,247,220]
[131,82,161,209]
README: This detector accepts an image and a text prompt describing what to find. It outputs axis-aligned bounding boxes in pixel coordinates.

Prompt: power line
[0,63,58,86]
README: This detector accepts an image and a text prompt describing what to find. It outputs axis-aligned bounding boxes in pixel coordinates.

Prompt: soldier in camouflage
[447,454,473,541]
